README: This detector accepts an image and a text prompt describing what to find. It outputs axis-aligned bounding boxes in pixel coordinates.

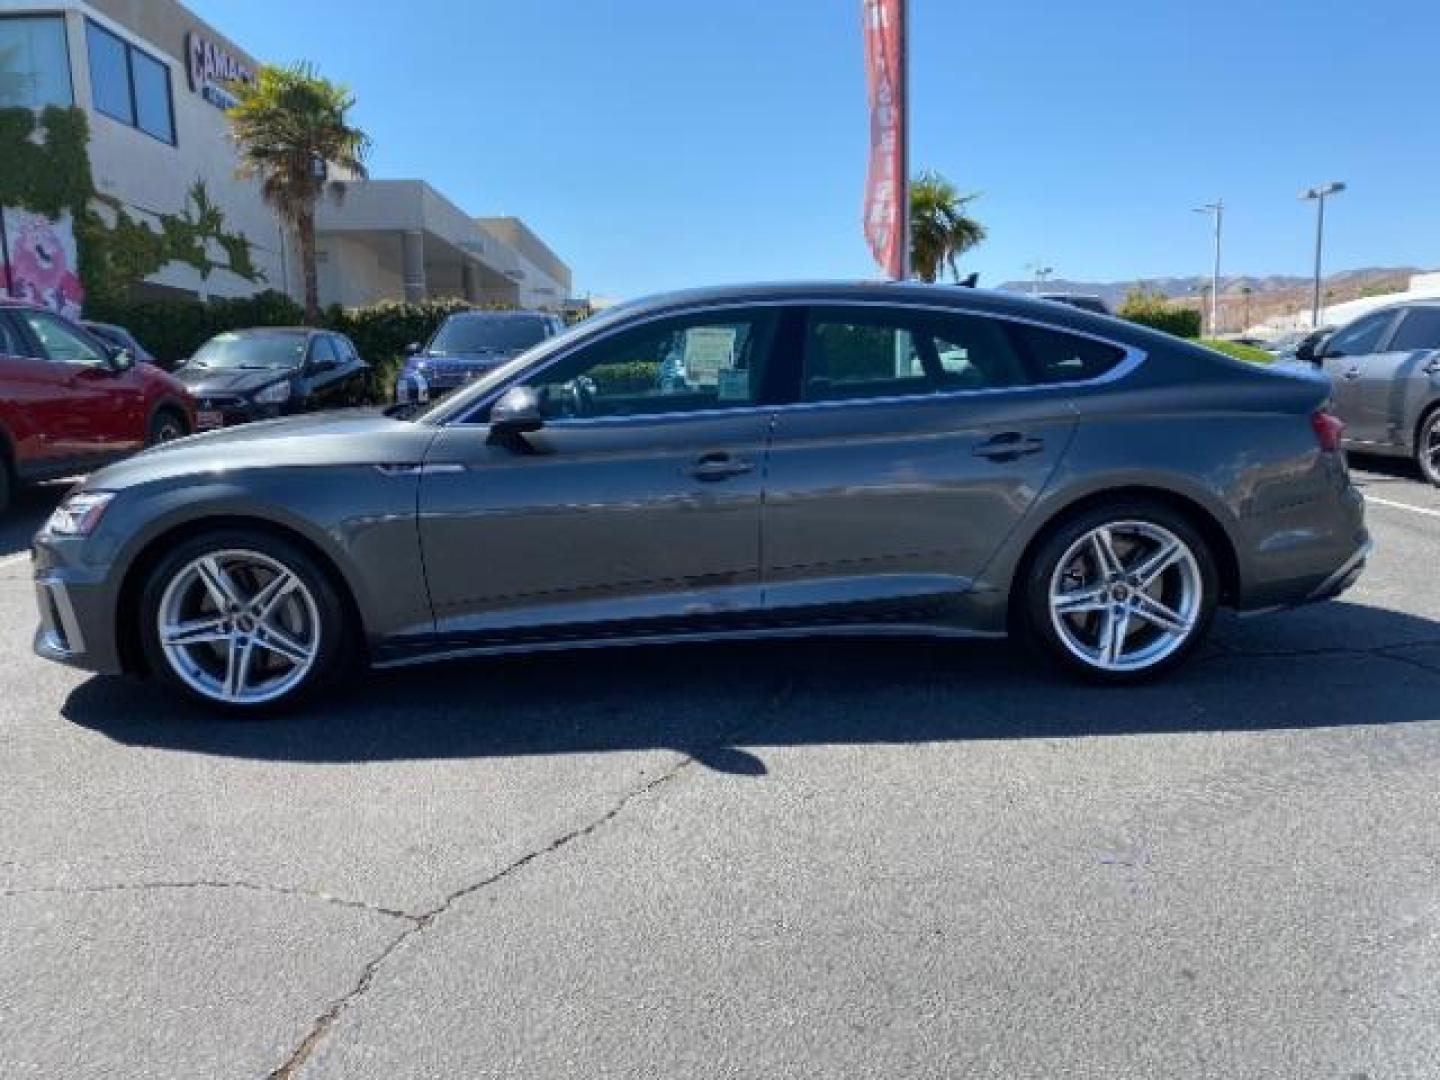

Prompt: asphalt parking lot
[2,460,1439,1079]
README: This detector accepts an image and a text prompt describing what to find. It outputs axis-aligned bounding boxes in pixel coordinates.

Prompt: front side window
[520,311,775,420]
[0,15,73,109]
[20,311,108,367]
[1325,313,1393,359]
[1387,308,1440,352]
[803,307,1028,402]
[86,20,175,144]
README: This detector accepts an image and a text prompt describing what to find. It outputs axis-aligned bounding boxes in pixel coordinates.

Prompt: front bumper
[32,537,124,675]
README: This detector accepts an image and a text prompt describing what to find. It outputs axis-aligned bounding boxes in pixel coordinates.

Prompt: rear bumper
[1236,471,1371,613]
[1304,537,1372,603]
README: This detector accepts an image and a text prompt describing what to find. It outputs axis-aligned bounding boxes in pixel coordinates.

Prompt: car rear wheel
[1417,409,1440,487]
[147,408,188,446]
[138,531,352,712]
[1023,502,1218,683]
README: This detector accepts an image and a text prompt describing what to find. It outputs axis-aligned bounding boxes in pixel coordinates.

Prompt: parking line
[1367,496,1440,520]
[0,552,30,569]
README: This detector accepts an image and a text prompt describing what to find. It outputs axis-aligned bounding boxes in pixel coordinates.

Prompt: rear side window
[1010,324,1127,384]
[1387,308,1440,352]
[803,307,1029,402]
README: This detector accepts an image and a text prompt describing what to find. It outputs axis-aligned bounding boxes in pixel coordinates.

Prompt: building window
[85,20,175,145]
[0,15,75,109]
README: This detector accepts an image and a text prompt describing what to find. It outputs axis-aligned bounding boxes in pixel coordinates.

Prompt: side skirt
[371,621,1006,671]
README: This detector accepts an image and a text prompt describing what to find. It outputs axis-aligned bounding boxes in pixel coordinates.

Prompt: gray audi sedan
[1302,300,1440,486]
[32,283,1370,711]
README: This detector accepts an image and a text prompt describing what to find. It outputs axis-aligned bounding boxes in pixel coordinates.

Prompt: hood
[176,365,297,395]
[82,410,441,491]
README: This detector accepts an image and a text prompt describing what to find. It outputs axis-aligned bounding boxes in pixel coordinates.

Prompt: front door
[417,308,779,644]
[1353,306,1440,450]
[1319,310,1401,446]
[761,304,1085,624]
[10,308,145,462]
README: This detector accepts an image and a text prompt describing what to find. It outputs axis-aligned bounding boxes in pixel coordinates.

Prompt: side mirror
[1296,339,1320,365]
[489,386,544,437]
[405,342,422,356]
[107,347,136,373]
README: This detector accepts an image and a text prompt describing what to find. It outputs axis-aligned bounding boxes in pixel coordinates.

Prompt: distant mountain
[996,268,1423,330]
[1002,269,1416,312]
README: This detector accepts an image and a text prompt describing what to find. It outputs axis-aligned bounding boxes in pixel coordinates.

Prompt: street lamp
[1026,262,1054,296]
[1301,181,1346,328]
[1192,201,1223,336]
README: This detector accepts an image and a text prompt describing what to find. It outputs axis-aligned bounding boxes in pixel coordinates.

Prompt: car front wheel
[138,530,353,711]
[1023,502,1219,683]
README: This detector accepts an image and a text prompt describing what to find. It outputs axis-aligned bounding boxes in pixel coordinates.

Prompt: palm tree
[228,64,370,324]
[909,171,986,284]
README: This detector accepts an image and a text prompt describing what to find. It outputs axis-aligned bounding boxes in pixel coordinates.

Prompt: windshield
[190,332,307,370]
[427,315,551,354]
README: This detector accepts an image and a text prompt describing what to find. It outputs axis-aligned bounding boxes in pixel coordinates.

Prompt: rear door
[760,304,1086,624]
[417,307,779,644]
[1319,310,1402,445]
[1354,306,1440,449]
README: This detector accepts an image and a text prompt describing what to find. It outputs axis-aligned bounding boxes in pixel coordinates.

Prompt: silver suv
[1304,301,1440,485]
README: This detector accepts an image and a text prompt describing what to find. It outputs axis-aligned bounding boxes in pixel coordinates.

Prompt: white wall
[59,3,294,301]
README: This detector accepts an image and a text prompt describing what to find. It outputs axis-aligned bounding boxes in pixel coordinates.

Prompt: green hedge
[1118,288,1202,339]
[1199,339,1272,364]
[84,290,304,366]
[85,294,527,403]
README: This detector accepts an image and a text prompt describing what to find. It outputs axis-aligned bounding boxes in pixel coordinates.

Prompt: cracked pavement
[2,459,1439,1078]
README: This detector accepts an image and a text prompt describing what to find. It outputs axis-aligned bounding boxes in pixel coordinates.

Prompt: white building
[1259,272,1440,335]
[0,0,571,310]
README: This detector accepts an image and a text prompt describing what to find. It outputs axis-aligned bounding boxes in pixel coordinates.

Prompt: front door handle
[688,451,753,482]
[1342,366,1362,380]
[973,432,1044,461]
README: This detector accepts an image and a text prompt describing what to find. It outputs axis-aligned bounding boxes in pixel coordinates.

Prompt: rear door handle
[1342,366,1362,380]
[973,432,1044,461]
[688,451,753,482]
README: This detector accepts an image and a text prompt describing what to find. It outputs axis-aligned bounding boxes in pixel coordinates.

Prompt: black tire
[1020,500,1219,684]
[147,407,188,447]
[0,454,11,516]
[137,528,355,713]
[1417,407,1440,488]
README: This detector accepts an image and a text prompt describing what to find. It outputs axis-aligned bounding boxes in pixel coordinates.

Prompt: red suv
[0,300,194,512]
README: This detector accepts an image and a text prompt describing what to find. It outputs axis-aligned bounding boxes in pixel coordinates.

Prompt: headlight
[46,492,116,537]
[253,381,292,405]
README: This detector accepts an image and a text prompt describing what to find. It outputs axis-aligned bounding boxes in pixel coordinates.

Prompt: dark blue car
[395,310,565,404]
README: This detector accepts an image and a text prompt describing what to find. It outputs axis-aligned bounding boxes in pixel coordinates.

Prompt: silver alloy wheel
[157,549,321,705]
[1048,520,1203,673]
[1421,413,1440,485]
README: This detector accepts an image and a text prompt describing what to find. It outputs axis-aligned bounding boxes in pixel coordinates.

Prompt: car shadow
[1349,452,1424,486]
[61,601,1440,774]
[0,481,71,558]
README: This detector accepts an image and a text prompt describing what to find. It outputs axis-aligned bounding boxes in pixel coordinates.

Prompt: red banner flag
[863,0,907,280]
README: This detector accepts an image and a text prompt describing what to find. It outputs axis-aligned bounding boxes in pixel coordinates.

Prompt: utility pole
[1301,182,1346,328]
[1193,201,1223,336]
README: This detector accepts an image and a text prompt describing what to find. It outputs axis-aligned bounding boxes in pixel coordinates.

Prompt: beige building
[0,0,572,310]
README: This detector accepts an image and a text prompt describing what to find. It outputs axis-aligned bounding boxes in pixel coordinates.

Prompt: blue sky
[189,0,1439,299]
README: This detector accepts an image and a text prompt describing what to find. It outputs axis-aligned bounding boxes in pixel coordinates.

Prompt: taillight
[1312,410,1345,452]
